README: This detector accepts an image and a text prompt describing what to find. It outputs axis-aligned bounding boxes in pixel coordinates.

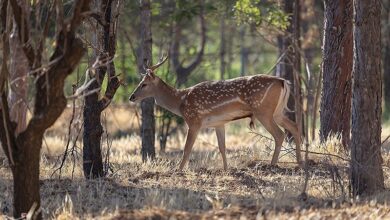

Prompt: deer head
[129,55,168,102]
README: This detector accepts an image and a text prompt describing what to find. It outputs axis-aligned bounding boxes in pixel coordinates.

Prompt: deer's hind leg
[274,114,302,165]
[215,126,228,170]
[253,112,285,165]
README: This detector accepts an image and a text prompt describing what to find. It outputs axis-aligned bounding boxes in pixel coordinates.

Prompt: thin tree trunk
[139,0,155,161]
[384,2,390,117]
[239,25,248,77]
[281,0,295,123]
[320,0,353,148]
[220,11,226,80]
[351,0,384,196]
[83,0,120,178]
[9,24,28,134]
[293,0,303,137]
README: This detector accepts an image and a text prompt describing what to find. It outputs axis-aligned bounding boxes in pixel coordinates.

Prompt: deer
[129,55,302,171]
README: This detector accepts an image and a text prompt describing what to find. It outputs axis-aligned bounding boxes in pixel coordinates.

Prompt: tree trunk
[9,24,28,134]
[220,11,226,80]
[83,0,120,178]
[281,0,295,122]
[239,25,248,77]
[139,0,155,161]
[0,1,90,218]
[320,0,353,148]
[293,0,303,137]
[12,134,42,219]
[171,1,206,86]
[83,88,104,178]
[384,2,390,118]
[351,0,384,196]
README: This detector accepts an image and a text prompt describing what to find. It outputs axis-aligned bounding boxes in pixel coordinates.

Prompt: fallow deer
[129,56,302,170]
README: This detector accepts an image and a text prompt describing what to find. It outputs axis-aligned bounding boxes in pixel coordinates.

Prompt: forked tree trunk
[320,0,353,148]
[139,0,155,161]
[0,2,90,218]
[351,0,384,196]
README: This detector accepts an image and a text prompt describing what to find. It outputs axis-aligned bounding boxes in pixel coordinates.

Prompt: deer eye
[141,84,147,88]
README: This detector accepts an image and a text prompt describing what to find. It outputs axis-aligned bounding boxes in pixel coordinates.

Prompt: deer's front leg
[178,126,200,170]
[215,126,228,170]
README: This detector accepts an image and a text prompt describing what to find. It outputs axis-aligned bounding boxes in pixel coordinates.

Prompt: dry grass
[1,106,390,219]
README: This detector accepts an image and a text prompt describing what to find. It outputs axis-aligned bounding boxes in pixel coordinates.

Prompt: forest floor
[1,105,390,219]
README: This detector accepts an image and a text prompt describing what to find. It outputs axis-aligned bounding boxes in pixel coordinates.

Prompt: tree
[320,0,353,148]
[0,0,90,218]
[139,0,155,161]
[351,0,384,196]
[276,0,302,137]
[9,20,28,134]
[83,0,120,179]
[384,1,390,119]
[171,1,206,86]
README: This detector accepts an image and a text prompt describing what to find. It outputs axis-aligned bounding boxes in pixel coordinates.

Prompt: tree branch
[9,0,35,67]
[170,3,206,86]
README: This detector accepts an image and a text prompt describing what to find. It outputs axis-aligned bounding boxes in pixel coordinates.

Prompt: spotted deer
[129,56,302,170]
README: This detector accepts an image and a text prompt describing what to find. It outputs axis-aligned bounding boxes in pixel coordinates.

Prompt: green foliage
[234,0,289,30]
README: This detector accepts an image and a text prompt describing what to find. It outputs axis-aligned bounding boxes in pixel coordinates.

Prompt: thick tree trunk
[139,0,155,161]
[351,0,384,196]
[0,1,90,218]
[12,135,42,219]
[320,0,353,148]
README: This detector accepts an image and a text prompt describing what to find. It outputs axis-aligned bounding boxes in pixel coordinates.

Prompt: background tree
[351,0,384,196]
[83,0,120,179]
[320,0,353,148]
[171,0,206,86]
[0,0,90,218]
[139,0,156,161]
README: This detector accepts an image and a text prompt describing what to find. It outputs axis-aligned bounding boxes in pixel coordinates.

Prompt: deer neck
[154,79,185,117]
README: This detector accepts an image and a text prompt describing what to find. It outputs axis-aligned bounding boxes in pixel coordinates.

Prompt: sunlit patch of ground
[1,106,390,219]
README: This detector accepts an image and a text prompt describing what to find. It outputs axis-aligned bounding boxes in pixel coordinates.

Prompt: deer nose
[129,94,135,102]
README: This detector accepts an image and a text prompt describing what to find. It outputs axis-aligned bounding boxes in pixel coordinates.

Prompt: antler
[149,54,169,71]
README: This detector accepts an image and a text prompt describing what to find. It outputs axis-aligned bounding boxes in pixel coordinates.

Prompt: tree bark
[384,2,390,118]
[278,0,295,122]
[139,0,155,161]
[320,0,353,148]
[9,23,28,134]
[0,1,90,218]
[351,0,384,196]
[83,0,120,178]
